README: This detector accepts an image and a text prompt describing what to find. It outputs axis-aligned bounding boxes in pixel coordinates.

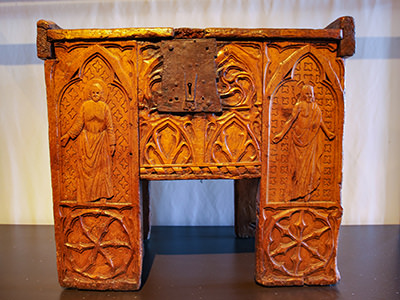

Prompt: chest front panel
[38,17,354,290]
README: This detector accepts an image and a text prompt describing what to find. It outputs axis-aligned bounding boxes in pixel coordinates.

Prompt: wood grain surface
[37,17,355,290]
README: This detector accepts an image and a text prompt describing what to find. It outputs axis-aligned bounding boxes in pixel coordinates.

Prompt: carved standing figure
[61,80,116,203]
[272,84,335,201]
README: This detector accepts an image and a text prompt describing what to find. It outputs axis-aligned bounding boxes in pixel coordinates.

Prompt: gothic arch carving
[142,119,194,165]
[137,43,162,109]
[206,113,260,163]
[59,45,133,97]
[267,45,343,97]
[266,45,343,203]
[57,45,134,203]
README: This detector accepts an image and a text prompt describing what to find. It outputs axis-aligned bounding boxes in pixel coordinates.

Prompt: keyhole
[187,82,192,96]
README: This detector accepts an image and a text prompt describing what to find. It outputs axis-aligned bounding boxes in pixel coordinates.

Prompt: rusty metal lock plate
[158,39,222,113]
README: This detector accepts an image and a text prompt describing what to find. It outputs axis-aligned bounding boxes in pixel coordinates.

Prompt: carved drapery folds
[267,45,343,203]
[257,42,345,286]
[59,45,133,205]
[38,17,354,290]
[45,40,142,290]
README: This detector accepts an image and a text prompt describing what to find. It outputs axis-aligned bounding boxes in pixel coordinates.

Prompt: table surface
[0,225,399,300]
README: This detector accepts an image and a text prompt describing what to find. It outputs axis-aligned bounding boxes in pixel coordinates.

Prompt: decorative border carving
[140,162,261,179]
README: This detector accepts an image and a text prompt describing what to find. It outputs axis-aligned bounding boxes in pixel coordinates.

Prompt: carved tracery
[142,119,194,165]
[267,45,343,203]
[38,17,354,290]
[138,42,262,179]
[206,113,260,163]
[216,43,262,109]
[58,45,133,204]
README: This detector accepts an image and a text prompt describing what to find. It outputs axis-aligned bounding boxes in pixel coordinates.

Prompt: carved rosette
[48,41,142,290]
[38,19,354,290]
[257,203,342,286]
[257,42,345,286]
[59,205,140,289]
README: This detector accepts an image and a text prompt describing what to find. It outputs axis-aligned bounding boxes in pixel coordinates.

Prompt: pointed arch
[143,119,194,165]
[266,45,343,98]
[206,113,260,163]
[265,44,343,204]
[61,45,133,100]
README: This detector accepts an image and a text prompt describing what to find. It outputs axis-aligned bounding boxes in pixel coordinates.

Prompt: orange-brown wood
[138,40,263,180]
[256,38,347,286]
[37,17,354,290]
[40,28,142,290]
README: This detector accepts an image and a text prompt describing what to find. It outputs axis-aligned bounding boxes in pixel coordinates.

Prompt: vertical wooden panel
[234,178,259,238]
[256,41,345,286]
[46,41,142,290]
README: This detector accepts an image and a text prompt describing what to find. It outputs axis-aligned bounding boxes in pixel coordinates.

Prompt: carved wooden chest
[37,17,355,290]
